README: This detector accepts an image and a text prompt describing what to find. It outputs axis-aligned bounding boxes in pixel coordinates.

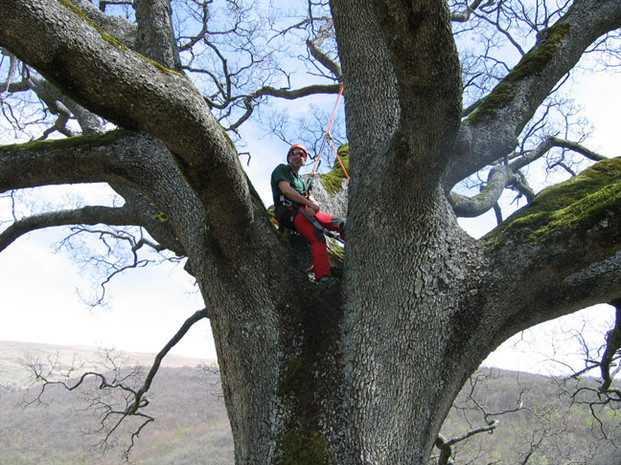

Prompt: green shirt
[271,163,308,217]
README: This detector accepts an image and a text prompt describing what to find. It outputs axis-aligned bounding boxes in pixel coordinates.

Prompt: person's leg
[293,212,332,280]
[314,211,346,239]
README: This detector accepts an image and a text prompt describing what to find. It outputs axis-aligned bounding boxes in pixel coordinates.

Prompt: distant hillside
[0,341,230,465]
[0,340,212,388]
[0,341,620,465]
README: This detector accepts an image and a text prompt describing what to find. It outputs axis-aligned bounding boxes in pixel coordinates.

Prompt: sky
[0,25,619,376]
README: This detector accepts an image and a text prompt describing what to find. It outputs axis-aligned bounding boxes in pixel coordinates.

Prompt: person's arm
[278,180,320,213]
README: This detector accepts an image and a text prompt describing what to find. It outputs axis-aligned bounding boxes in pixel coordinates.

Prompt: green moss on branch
[485,157,621,247]
[320,143,350,195]
[467,22,570,124]
[0,129,131,152]
[57,0,184,77]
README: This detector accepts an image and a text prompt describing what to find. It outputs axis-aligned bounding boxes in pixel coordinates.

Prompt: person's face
[288,150,307,168]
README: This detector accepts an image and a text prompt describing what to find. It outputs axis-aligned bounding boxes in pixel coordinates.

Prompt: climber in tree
[271,143,346,284]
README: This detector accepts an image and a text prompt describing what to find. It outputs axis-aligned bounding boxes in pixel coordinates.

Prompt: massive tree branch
[370,0,462,173]
[450,137,608,217]
[0,205,135,252]
[0,0,254,231]
[0,131,201,257]
[0,131,163,192]
[481,158,621,345]
[449,0,621,187]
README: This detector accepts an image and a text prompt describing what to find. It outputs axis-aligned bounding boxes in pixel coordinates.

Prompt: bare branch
[599,299,621,392]
[228,83,341,131]
[24,308,209,457]
[306,18,342,78]
[435,419,500,465]
[450,136,609,218]
[451,0,487,23]
[131,308,210,408]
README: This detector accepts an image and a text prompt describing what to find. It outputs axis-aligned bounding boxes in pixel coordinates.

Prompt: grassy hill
[0,341,619,464]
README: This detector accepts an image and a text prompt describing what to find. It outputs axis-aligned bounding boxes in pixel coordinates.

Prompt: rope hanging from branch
[310,83,349,183]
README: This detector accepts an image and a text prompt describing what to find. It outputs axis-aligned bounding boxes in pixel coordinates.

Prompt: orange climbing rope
[310,83,349,181]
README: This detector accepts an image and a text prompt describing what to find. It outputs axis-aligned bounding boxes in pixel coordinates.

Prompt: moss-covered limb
[0,128,131,153]
[477,158,621,343]
[484,157,621,248]
[454,10,606,183]
[465,0,621,128]
[59,0,182,77]
[59,0,129,50]
[466,22,571,125]
[451,1,621,186]
[0,129,130,191]
[320,143,350,195]
[0,130,163,195]
[67,0,137,47]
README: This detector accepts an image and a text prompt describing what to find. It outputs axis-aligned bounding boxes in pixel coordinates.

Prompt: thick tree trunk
[334,186,485,464]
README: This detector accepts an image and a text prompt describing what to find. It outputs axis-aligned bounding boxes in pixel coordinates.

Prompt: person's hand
[307,199,320,213]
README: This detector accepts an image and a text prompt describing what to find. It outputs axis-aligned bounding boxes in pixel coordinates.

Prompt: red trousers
[293,207,345,280]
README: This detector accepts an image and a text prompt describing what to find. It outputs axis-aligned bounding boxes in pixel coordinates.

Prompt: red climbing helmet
[287,143,308,160]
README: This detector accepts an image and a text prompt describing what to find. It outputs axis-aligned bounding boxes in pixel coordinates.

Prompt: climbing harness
[307,83,349,194]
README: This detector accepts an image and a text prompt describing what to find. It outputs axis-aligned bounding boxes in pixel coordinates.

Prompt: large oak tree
[1,0,620,464]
